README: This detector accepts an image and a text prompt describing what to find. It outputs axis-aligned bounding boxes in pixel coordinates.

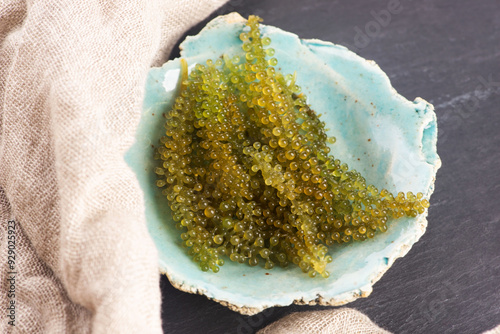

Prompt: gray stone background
[162,1,500,333]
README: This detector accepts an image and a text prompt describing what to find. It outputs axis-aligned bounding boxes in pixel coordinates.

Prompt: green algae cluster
[154,16,430,278]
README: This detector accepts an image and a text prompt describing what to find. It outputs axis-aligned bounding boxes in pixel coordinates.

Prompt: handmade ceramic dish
[125,13,441,315]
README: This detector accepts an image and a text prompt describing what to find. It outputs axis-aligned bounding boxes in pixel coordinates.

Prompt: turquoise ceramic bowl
[125,13,441,315]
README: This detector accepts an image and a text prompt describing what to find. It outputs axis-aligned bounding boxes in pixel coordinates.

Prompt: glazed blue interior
[125,13,440,313]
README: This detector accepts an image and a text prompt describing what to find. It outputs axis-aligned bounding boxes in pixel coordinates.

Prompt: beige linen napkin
[258,309,390,334]
[0,0,227,332]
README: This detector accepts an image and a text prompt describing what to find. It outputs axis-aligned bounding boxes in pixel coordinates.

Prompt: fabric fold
[0,0,228,332]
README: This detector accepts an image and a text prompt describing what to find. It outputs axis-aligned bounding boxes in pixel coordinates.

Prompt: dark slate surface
[161,1,500,333]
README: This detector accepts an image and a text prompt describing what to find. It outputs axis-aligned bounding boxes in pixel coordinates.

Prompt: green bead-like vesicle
[155,15,429,277]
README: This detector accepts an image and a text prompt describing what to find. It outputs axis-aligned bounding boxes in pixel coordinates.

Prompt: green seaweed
[154,16,429,277]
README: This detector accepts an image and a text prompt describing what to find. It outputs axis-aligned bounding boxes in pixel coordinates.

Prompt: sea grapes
[154,15,429,278]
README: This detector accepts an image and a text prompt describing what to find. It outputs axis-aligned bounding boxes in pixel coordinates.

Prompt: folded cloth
[0,0,227,332]
[258,308,390,334]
